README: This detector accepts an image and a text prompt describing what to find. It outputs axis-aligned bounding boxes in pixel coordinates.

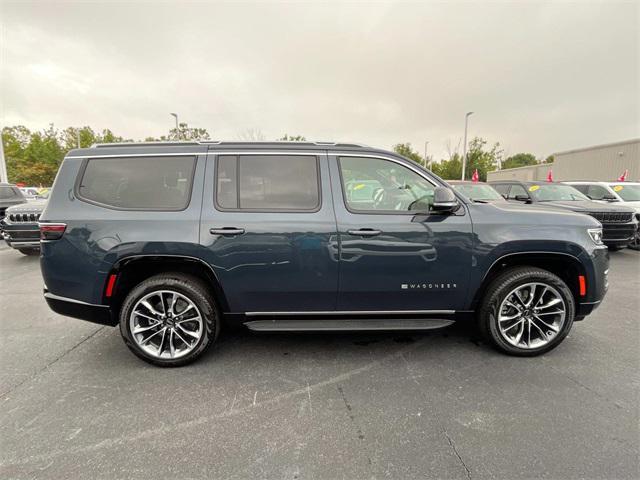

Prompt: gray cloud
[2,0,638,159]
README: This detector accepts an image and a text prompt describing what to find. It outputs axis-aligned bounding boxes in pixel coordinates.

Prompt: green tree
[543,155,554,164]
[277,134,306,141]
[502,152,538,170]
[393,143,425,166]
[463,137,501,182]
[431,154,462,180]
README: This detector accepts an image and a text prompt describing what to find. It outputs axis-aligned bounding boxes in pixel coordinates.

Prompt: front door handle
[347,229,382,237]
[210,227,245,236]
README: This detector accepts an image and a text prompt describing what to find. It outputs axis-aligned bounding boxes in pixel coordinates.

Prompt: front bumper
[1,222,40,250]
[575,246,609,318]
[44,290,117,326]
[602,222,637,246]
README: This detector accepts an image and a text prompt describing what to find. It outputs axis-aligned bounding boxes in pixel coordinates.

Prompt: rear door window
[215,155,320,211]
[77,156,196,210]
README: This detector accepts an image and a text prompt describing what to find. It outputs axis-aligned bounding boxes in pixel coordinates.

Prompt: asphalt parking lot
[0,244,638,479]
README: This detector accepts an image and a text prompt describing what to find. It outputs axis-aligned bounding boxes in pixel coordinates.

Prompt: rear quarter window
[77,156,196,210]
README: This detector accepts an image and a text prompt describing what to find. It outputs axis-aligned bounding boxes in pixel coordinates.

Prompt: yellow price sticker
[613,185,623,192]
[353,184,366,191]
[529,185,540,192]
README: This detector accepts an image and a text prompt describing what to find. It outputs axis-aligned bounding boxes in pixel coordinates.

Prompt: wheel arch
[105,255,230,315]
[470,251,588,313]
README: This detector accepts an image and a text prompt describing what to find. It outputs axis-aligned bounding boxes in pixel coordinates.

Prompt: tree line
[2,123,550,186]
[394,141,553,182]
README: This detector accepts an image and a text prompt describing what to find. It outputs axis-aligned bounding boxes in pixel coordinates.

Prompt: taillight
[39,223,67,240]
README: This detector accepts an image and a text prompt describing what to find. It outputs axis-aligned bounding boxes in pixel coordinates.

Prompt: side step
[244,318,454,332]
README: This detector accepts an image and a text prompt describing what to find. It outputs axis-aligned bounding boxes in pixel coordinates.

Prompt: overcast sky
[1,0,638,160]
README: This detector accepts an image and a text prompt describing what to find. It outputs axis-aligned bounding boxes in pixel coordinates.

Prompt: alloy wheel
[129,289,203,359]
[497,282,566,349]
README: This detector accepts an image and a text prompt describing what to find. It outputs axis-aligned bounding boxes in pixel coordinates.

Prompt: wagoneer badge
[401,283,457,290]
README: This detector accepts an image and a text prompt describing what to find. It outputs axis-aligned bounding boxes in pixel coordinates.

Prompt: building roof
[553,138,640,156]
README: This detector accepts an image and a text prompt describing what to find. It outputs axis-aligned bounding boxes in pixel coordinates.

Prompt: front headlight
[588,228,603,245]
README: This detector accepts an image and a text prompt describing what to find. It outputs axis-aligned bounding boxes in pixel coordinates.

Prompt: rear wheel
[478,267,575,356]
[119,273,219,367]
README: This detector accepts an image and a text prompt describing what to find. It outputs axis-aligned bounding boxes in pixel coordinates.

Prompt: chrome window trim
[333,152,439,187]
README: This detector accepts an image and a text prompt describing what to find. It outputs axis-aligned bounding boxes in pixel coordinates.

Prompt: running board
[244,318,455,332]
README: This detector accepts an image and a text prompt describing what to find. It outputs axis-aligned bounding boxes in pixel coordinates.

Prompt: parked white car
[564,181,640,250]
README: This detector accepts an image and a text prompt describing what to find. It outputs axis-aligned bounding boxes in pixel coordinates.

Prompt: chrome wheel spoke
[140,299,162,317]
[176,324,199,340]
[139,326,166,346]
[535,309,564,317]
[533,314,560,333]
[538,298,562,310]
[157,327,167,355]
[176,315,201,325]
[133,311,159,323]
[173,328,192,347]
[499,312,521,322]
[170,293,178,315]
[503,318,524,333]
[169,329,176,358]
[133,322,161,334]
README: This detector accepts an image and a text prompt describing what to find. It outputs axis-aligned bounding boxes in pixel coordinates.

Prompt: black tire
[607,245,625,251]
[478,267,575,356]
[17,248,39,256]
[119,273,220,367]
[629,234,640,251]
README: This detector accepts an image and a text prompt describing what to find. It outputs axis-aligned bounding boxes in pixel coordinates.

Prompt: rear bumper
[44,290,117,327]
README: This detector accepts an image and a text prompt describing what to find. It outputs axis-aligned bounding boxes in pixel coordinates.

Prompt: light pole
[424,141,429,169]
[461,111,474,180]
[170,113,179,140]
[0,128,7,183]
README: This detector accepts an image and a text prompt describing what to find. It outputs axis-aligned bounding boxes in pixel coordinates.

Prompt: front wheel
[119,273,219,367]
[478,267,575,356]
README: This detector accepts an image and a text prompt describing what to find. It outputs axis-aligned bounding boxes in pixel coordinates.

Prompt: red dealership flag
[618,170,628,181]
[472,169,479,182]
[546,170,553,182]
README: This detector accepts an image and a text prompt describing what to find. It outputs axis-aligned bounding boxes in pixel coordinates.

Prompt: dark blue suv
[40,142,609,366]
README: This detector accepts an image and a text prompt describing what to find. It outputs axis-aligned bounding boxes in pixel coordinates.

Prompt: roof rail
[92,141,200,148]
[89,140,370,148]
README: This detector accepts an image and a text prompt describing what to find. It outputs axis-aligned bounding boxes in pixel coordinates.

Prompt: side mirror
[514,195,531,203]
[603,194,618,202]
[431,187,460,214]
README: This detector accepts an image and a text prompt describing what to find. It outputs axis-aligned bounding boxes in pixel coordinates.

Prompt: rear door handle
[210,227,245,236]
[347,229,382,237]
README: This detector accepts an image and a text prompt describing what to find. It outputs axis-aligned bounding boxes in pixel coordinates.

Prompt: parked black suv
[40,142,609,366]
[490,180,637,250]
[0,182,26,221]
[1,198,47,254]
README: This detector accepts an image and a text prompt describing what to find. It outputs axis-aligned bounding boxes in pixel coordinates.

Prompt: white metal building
[488,138,640,182]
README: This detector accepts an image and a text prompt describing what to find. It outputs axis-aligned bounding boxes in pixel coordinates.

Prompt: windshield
[452,184,504,201]
[528,184,590,202]
[611,184,640,201]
